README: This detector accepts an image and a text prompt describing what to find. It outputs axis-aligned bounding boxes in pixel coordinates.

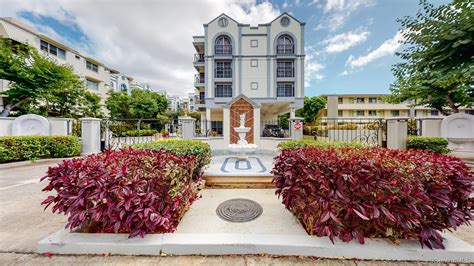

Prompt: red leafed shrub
[272,147,473,249]
[41,148,202,238]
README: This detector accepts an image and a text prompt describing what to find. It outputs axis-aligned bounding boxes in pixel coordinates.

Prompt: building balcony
[194,74,205,87]
[194,54,205,71]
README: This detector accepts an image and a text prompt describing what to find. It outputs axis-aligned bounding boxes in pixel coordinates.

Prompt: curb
[0,157,79,170]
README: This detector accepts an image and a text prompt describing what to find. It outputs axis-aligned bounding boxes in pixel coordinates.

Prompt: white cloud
[282,1,289,8]
[304,46,325,86]
[346,31,404,69]
[315,0,374,31]
[322,28,369,53]
[0,0,280,96]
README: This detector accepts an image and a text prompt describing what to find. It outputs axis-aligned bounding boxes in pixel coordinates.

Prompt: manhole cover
[216,198,263,222]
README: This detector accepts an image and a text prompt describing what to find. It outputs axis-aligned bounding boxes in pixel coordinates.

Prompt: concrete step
[203,175,274,188]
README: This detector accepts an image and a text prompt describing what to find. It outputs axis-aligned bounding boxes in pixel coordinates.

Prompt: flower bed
[272,146,473,249]
[0,136,80,163]
[41,148,202,238]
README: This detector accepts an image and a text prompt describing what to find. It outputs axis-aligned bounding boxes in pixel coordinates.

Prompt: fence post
[386,118,407,150]
[289,117,304,140]
[80,117,101,155]
[419,117,443,137]
[178,116,196,139]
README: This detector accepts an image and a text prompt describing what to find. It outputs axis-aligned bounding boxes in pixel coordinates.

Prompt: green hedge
[279,139,368,150]
[407,136,450,154]
[132,139,211,172]
[0,136,81,163]
[121,129,158,137]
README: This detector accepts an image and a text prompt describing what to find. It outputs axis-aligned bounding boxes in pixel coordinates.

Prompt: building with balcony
[193,13,305,145]
[0,17,114,110]
[110,72,133,95]
[323,94,474,118]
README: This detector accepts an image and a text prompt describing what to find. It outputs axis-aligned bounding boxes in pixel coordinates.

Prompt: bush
[272,147,473,249]
[132,139,211,174]
[0,136,81,163]
[407,136,450,154]
[328,123,358,130]
[121,129,158,137]
[41,148,202,238]
[278,139,367,150]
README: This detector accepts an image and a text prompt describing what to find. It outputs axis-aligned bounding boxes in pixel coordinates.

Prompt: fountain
[228,113,258,160]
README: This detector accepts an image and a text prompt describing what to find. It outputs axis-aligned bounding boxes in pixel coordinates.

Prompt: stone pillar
[419,118,442,137]
[48,118,74,135]
[178,116,196,139]
[223,107,230,145]
[326,95,339,118]
[80,117,101,155]
[253,107,261,146]
[206,108,211,136]
[386,118,407,150]
[200,112,207,136]
[289,117,304,140]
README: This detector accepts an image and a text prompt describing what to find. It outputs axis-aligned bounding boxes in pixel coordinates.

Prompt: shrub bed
[132,139,211,175]
[41,148,202,237]
[121,129,158,137]
[0,136,80,163]
[279,139,367,150]
[407,136,450,154]
[272,146,473,249]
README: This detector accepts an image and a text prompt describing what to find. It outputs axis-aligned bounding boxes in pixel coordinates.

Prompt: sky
[0,0,450,97]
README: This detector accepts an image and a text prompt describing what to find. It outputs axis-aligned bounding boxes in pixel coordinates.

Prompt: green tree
[105,88,169,119]
[388,0,473,114]
[296,96,327,124]
[106,90,132,118]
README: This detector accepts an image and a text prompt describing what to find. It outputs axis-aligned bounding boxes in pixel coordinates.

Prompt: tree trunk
[0,98,28,117]
[446,94,460,114]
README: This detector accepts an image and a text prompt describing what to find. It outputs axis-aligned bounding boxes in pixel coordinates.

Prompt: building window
[251,82,258,90]
[356,110,365,116]
[368,97,377,104]
[120,84,128,92]
[86,79,99,90]
[391,110,400,117]
[276,35,294,54]
[40,40,66,59]
[368,110,377,116]
[250,59,258,67]
[277,61,294,78]
[338,98,343,104]
[215,61,232,78]
[338,110,343,117]
[280,17,290,27]
[215,83,232,97]
[277,82,294,97]
[356,97,365,104]
[75,55,80,60]
[430,110,439,116]
[215,35,232,55]
[86,61,99,72]
[211,121,223,135]
[250,40,258,47]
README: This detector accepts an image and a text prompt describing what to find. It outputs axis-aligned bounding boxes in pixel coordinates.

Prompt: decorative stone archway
[230,98,254,144]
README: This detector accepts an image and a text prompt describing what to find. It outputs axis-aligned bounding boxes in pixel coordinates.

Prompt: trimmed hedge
[272,146,473,249]
[42,148,201,237]
[132,139,211,174]
[121,129,158,137]
[0,136,81,163]
[278,139,368,150]
[407,136,450,154]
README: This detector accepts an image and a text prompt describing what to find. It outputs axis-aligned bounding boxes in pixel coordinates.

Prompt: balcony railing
[194,74,205,84]
[276,44,294,54]
[215,44,232,55]
[276,67,294,78]
[194,54,205,63]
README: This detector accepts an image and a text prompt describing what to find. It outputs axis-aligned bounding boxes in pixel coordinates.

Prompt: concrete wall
[0,117,73,136]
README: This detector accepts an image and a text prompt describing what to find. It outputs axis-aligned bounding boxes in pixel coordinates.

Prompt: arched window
[215,35,232,55]
[120,84,128,92]
[276,35,294,54]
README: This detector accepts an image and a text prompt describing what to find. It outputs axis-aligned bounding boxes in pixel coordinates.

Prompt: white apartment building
[0,17,113,109]
[110,72,133,95]
[323,94,474,118]
[193,13,305,145]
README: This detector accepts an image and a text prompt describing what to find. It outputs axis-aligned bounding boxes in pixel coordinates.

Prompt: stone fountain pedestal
[228,114,257,160]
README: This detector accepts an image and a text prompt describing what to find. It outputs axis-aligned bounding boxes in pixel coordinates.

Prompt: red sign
[294,121,302,130]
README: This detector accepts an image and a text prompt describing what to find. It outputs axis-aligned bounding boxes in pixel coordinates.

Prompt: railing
[276,44,294,54]
[194,74,205,84]
[215,44,232,55]
[276,67,294,78]
[261,119,290,138]
[194,54,205,63]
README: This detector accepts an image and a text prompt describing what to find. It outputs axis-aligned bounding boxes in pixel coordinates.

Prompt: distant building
[130,82,152,91]
[110,72,133,95]
[323,94,474,118]
[187,92,196,112]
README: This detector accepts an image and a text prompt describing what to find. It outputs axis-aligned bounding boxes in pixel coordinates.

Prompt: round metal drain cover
[216,198,263,222]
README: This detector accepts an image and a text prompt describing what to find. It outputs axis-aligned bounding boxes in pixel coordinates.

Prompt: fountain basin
[229,143,258,160]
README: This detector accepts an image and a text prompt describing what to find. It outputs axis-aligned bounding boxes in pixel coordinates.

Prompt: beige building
[0,17,114,111]
[323,94,474,118]
[193,13,305,144]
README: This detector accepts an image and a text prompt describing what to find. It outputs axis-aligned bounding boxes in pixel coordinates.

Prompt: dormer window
[276,35,294,54]
[215,35,232,55]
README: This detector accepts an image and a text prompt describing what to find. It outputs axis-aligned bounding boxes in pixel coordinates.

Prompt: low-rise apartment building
[110,72,133,95]
[323,94,474,118]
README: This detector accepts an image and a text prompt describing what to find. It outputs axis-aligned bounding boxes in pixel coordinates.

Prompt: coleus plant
[272,146,473,249]
[41,147,202,238]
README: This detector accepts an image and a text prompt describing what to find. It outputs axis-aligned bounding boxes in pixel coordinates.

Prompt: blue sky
[1,0,450,97]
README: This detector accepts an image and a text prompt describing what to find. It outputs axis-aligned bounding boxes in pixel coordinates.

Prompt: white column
[387,118,407,150]
[80,118,101,155]
[223,107,230,145]
[420,118,442,137]
[178,116,196,139]
[289,117,304,140]
[253,107,261,146]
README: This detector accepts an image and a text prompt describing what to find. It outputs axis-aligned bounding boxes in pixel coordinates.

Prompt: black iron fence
[195,119,223,137]
[261,119,290,138]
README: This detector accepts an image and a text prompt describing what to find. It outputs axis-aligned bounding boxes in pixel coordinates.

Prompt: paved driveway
[0,160,471,265]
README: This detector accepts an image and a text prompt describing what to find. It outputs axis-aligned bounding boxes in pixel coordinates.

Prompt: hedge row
[0,136,81,163]
[278,139,367,150]
[407,136,450,154]
[272,146,473,249]
[121,129,158,137]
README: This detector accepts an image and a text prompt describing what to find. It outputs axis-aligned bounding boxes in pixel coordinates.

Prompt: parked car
[262,125,285,138]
